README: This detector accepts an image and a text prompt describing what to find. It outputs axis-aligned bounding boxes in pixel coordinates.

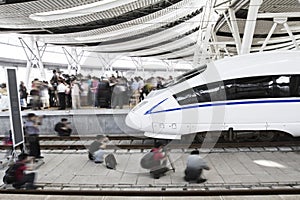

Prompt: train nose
[125,112,142,130]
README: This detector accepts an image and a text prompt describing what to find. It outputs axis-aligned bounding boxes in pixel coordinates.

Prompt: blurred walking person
[71,80,81,109]
[24,113,43,159]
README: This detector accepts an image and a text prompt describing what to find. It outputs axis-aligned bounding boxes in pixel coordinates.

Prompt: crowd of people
[10,70,174,111]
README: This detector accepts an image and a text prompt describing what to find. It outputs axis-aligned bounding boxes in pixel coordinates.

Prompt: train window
[289,75,300,97]
[194,85,211,103]
[163,65,207,88]
[174,88,199,105]
[232,76,273,100]
[174,75,300,106]
[273,76,290,97]
[224,79,235,100]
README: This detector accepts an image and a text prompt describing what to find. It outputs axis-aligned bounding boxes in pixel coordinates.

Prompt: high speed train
[126,51,300,141]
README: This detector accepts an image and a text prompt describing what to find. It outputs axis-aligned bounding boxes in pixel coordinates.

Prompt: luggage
[105,153,117,169]
[140,152,155,169]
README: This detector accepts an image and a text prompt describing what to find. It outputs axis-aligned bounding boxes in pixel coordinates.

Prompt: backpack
[3,163,21,184]
[105,154,117,170]
[140,152,155,169]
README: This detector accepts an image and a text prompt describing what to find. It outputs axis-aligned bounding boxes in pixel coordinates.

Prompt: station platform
[0,148,299,197]
[0,108,141,135]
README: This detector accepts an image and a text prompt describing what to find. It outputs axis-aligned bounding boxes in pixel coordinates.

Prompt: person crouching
[88,135,109,164]
[12,153,37,190]
[54,118,72,136]
[184,149,210,183]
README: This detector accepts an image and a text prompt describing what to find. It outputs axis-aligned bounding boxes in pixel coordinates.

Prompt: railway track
[1,182,300,196]
[1,135,300,150]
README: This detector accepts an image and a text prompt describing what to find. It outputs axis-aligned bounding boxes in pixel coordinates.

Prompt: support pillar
[240,0,263,54]
[19,38,47,87]
[228,8,242,54]
[97,54,114,77]
[62,47,84,75]
[193,0,217,67]
[131,57,144,76]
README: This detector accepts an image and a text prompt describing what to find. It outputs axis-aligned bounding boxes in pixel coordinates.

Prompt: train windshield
[162,64,207,88]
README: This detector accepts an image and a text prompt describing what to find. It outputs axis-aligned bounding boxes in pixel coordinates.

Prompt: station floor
[0,148,299,197]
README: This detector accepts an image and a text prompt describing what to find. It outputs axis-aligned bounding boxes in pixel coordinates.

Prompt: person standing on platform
[91,77,99,107]
[71,80,81,109]
[150,142,170,179]
[0,83,9,111]
[97,78,111,108]
[184,149,210,183]
[19,81,28,109]
[54,118,72,136]
[88,135,109,163]
[24,113,43,159]
[57,80,66,110]
[50,70,59,107]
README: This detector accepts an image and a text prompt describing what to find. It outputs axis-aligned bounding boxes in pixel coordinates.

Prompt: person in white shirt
[184,149,210,183]
[137,77,144,91]
[71,80,81,109]
[0,83,9,111]
[57,80,67,110]
[40,81,50,109]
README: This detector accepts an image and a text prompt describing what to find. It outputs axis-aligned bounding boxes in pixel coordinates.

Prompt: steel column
[62,47,84,75]
[19,38,47,87]
[228,8,242,54]
[240,0,263,54]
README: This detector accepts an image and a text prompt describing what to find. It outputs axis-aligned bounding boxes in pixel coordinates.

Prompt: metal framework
[258,12,300,52]
[19,38,46,87]
[0,0,298,70]
[62,47,84,75]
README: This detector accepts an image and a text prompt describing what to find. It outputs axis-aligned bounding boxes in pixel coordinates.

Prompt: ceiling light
[29,0,138,22]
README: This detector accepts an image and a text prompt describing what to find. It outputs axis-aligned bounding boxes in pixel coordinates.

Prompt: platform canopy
[0,0,299,62]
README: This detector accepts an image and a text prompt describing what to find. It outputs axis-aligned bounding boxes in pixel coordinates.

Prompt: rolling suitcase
[105,153,117,170]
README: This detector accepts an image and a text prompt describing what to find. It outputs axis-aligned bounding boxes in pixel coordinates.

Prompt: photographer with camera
[149,142,170,179]
[5,153,38,190]
[24,113,43,160]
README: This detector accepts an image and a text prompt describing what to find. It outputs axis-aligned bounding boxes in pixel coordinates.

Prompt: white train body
[126,51,300,139]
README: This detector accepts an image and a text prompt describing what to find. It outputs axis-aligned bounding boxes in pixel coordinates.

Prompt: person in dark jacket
[97,79,111,108]
[54,118,72,136]
[12,153,37,190]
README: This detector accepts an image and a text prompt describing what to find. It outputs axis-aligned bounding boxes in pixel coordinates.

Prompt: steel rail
[0,187,300,196]
[0,141,300,150]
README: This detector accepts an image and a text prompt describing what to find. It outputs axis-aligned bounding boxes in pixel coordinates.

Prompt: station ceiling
[0,0,299,62]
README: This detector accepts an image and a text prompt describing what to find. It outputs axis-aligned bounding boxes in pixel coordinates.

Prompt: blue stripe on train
[145,98,300,115]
